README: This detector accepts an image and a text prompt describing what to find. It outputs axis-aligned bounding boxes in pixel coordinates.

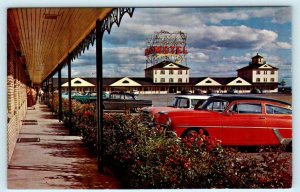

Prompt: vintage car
[155,95,292,147]
[72,91,152,112]
[61,91,82,99]
[142,95,209,120]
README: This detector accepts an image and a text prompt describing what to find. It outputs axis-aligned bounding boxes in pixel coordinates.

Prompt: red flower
[126,139,132,145]
[186,142,192,148]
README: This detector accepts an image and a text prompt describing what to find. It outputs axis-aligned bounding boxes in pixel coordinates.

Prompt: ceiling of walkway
[7,8,113,84]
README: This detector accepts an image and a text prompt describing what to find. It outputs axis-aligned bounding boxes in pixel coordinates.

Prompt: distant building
[53,54,279,94]
[145,61,189,83]
[237,53,278,92]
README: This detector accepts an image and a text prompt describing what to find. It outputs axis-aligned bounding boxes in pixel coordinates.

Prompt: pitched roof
[237,64,278,71]
[252,53,263,59]
[145,61,189,70]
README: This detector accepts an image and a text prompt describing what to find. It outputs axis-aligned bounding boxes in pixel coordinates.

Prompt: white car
[142,95,210,120]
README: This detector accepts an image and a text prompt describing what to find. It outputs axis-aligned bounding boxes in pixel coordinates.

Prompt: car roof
[209,94,291,106]
[175,95,210,99]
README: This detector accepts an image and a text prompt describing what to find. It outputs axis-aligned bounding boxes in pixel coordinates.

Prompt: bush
[51,98,292,188]
[102,114,291,188]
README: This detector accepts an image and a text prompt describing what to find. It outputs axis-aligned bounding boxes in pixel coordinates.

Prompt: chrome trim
[273,128,292,145]
[158,111,169,115]
[178,125,291,130]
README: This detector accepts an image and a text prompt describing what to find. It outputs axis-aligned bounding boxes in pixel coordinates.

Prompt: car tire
[286,142,292,152]
[133,107,141,113]
[183,129,199,138]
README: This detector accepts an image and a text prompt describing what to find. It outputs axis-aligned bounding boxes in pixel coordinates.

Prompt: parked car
[72,91,152,112]
[131,90,139,96]
[61,91,82,99]
[250,88,263,94]
[227,89,238,94]
[155,95,292,147]
[142,95,210,120]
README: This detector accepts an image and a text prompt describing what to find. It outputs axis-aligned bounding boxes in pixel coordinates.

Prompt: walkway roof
[7,8,113,84]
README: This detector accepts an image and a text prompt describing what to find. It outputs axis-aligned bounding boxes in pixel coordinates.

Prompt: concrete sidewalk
[7,103,122,189]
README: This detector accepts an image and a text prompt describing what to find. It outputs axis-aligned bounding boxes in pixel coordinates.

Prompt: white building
[145,61,189,83]
[237,54,278,92]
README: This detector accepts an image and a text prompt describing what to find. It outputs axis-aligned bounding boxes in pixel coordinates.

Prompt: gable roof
[237,64,278,71]
[62,77,95,87]
[145,61,189,70]
[252,53,263,59]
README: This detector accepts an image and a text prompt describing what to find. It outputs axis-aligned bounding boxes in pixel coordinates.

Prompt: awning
[7,8,113,84]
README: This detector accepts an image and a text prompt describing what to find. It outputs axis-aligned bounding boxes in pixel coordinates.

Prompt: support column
[58,66,63,122]
[67,54,73,135]
[96,19,104,173]
[51,76,54,112]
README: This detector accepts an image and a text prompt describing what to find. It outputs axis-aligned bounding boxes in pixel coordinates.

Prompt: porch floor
[7,103,122,189]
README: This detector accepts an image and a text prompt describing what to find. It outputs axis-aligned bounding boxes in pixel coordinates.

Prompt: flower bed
[50,96,292,188]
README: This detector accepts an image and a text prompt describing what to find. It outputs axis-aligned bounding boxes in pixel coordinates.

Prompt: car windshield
[199,99,229,112]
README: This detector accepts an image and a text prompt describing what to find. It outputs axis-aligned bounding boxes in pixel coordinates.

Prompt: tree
[280,79,286,89]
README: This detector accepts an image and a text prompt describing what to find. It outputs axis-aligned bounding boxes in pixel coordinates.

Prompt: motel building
[53,54,279,94]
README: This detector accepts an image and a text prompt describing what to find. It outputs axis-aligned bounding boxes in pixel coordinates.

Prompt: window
[124,94,134,100]
[204,100,229,112]
[178,78,182,83]
[122,80,130,84]
[229,103,262,114]
[186,70,188,74]
[256,78,260,82]
[264,78,267,82]
[177,98,188,108]
[266,105,292,114]
[74,80,81,84]
[169,70,173,75]
[155,70,157,74]
[236,80,242,83]
[264,71,267,75]
[178,70,182,75]
[160,70,165,74]
[271,71,275,74]
[205,80,212,83]
[155,78,157,83]
[256,71,260,74]
[169,78,174,83]
[271,78,275,82]
[161,78,165,83]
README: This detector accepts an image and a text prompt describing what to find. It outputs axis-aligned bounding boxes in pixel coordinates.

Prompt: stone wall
[7,35,28,163]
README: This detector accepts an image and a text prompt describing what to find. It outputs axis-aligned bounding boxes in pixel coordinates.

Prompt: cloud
[105,8,291,52]
[67,7,291,86]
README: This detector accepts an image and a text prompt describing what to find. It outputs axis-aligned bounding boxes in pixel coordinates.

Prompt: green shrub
[51,98,292,188]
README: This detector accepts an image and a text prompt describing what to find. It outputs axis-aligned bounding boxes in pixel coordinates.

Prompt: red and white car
[142,95,209,120]
[156,95,292,147]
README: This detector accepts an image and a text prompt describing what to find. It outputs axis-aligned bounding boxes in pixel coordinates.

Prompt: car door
[265,104,292,144]
[221,101,267,146]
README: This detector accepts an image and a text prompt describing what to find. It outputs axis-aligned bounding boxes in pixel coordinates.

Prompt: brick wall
[7,35,28,163]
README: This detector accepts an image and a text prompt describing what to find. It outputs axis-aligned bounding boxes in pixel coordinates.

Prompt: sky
[61,7,292,86]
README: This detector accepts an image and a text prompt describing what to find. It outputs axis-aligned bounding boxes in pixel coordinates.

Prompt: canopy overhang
[7,8,113,84]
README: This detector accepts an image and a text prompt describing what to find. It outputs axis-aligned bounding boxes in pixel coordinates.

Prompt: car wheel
[183,129,199,138]
[133,107,141,113]
[286,142,292,152]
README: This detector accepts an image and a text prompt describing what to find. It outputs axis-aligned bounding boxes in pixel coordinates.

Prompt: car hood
[146,106,191,114]
[156,109,221,125]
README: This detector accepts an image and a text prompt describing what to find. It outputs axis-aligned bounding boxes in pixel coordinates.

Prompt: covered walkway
[7,103,122,189]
